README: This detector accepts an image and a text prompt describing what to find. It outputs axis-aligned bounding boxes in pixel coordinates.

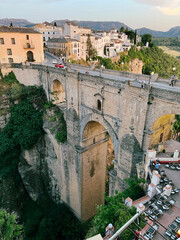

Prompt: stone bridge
[1,63,180,221]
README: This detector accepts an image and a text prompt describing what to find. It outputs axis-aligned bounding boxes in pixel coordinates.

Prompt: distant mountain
[137,26,180,37]
[0,18,35,27]
[52,20,130,31]
[136,28,165,37]
[1,18,180,37]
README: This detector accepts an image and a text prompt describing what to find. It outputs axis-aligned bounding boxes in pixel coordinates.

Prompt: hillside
[98,46,180,79]
[0,18,34,27]
[137,26,180,37]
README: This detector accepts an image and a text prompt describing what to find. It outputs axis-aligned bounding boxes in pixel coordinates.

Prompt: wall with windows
[0,32,44,64]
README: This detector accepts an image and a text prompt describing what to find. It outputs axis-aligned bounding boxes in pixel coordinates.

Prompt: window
[8,58,13,63]
[48,32,50,34]
[97,99,102,111]
[11,38,15,44]
[0,38,4,44]
[43,37,45,41]
[7,49,12,55]
[48,37,50,40]
[26,35,29,40]
[53,32,55,34]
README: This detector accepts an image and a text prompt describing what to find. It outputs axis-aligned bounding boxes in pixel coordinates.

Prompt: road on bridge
[42,52,180,93]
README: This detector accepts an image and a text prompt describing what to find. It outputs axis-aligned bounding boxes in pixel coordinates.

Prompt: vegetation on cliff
[44,104,67,143]
[98,45,180,78]
[0,71,87,240]
[173,115,180,141]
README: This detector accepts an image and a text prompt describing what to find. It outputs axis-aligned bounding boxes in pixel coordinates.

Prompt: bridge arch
[149,114,175,150]
[51,79,66,104]
[81,120,116,221]
[80,114,119,159]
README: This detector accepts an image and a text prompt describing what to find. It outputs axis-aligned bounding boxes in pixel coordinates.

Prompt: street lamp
[100,65,104,76]
[121,62,125,71]
[148,71,154,85]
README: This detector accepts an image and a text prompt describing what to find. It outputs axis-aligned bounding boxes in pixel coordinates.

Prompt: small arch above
[52,79,66,104]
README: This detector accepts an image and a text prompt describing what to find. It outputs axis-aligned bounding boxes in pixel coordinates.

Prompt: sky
[0,0,180,31]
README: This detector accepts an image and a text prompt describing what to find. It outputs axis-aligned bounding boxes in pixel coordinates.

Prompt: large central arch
[81,121,114,221]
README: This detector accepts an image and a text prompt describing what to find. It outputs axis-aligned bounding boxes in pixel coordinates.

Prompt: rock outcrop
[0,95,11,129]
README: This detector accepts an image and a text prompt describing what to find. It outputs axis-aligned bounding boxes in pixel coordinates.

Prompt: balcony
[23,43,35,49]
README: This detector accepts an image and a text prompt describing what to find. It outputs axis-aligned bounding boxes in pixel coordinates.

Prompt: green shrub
[10,83,23,101]
[162,149,166,153]
[0,69,3,79]
[44,101,54,109]
[50,116,56,122]
[0,209,23,239]
[55,131,67,143]
[3,71,18,84]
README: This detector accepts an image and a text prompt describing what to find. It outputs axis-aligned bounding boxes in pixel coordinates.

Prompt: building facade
[63,22,133,60]
[0,26,44,64]
[33,22,63,47]
[47,37,80,60]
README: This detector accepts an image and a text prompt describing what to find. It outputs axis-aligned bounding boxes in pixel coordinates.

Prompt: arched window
[97,99,101,111]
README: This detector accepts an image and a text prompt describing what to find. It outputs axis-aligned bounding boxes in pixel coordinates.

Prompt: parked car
[55,63,64,68]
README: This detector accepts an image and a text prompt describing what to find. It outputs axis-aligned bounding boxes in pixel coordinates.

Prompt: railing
[23,44,35,49]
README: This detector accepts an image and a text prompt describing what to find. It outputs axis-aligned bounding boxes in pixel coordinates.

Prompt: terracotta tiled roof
[132,195,150,206]
[0,26,41,34]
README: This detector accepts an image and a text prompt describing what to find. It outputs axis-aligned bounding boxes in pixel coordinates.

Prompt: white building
[33,22,63,47]
[63,22,133,60]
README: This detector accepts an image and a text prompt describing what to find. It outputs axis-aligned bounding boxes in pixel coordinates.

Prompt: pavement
[150,165,180,240]
[157,140,180,157]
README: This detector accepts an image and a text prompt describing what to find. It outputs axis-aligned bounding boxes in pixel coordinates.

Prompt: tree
[134,30,137,45]
[124,29,135,42]
[141,33,152,46]
[86,177,145,239]
[53,22,57,27]
[86,34,93,60]
[92,48,98,60]
[9,22,13,27]
[0,209,23,240]
[120,26,124,33]
[173,115,180,140]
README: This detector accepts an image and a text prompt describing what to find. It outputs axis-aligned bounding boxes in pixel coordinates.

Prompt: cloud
[157,6,180,15]
[135,0,180,15]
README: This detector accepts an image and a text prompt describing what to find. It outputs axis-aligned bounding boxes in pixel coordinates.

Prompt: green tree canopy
[124,29,135,41]
[0,209,23,240]
[141,33,153,46]
[120,27,124,33]
[86,34,93,60]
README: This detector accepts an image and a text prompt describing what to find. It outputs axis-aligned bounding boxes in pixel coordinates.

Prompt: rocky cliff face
[0,94,11,129]
[18,106,66,205]
[128,59,144,74]
[0,87,65,212]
